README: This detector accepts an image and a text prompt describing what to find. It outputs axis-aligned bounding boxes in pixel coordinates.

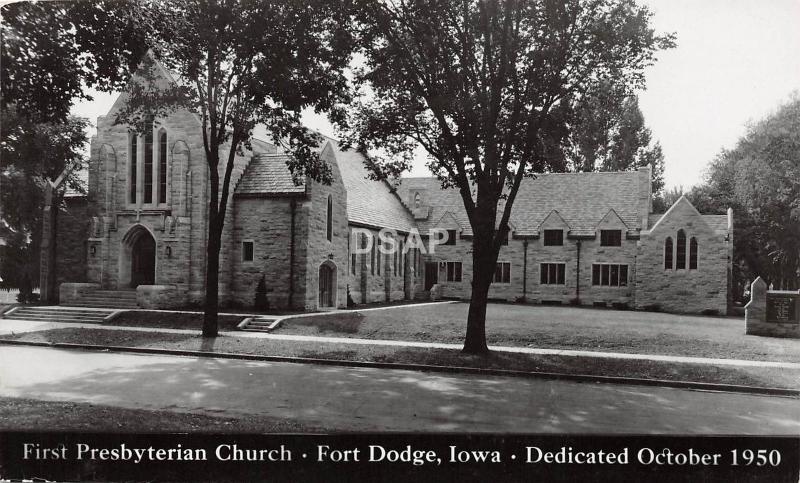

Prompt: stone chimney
[638,165,652,228]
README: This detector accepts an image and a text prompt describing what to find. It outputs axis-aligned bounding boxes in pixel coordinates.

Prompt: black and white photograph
[0,0,798,480]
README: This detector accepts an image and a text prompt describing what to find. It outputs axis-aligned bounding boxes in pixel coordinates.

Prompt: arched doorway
[121,225,156,288]
[318,262,336,308]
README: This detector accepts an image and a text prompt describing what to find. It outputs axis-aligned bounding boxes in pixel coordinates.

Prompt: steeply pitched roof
[234,136,416,232]
[234,154,306,196]
[326,140,416,233]
[397,171,646,237]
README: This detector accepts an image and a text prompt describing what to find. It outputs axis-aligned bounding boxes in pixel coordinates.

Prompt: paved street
[0,345,798,434]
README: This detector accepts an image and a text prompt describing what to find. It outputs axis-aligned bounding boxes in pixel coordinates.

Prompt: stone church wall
[635,199,730,314]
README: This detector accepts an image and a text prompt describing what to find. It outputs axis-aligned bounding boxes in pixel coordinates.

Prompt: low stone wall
[136,284,185,309]
[59,283,100,305]
[745,277,800,338]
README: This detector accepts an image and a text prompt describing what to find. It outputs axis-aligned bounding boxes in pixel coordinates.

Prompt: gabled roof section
[538,210,571,231]
[596,208,629,229]
[324,139,416,233]
[234,154,306,196]
[397,170,645,237]
[432,211,464,230]
[647,195,712,233]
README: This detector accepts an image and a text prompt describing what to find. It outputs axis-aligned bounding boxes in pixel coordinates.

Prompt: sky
[71,0,800,191]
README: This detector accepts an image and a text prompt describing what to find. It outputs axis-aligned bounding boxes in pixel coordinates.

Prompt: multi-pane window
[494,262,511,283]
[351,253,356,275]
[242,241,254,262]
[445,262,462,282]
[543,229,563,246]
[689,237,698,270]
[158,130,168,204]
[676,229,686,269]
[664,237,673,269]
[540,263,565,285]
[444,229,457,246]
[600,229,622,246]
[592,263,628,287]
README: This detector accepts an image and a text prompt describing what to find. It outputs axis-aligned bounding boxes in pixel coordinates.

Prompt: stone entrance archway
[120,225,156,288]
[318,261,336,308]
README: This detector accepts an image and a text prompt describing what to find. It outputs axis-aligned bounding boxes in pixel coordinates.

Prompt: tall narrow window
[676,229,686,269]
[158,130,167,204]
[370,234,376,275]
[143,118,154,204]
[376,236,381,275]
[326,195,333,241]
[689,237,698,270]
[664,237,673,269]
[129,134,137,203]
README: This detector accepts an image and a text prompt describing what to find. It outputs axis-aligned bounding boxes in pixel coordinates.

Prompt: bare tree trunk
[464,269,492,354]
[203,217,221,337]
[463,224,498,355]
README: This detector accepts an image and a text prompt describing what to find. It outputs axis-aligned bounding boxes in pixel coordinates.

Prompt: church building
[40,56,734,315]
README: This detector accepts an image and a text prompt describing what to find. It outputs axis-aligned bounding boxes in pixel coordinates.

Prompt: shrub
[254,275,269,311]
[611,302,629,310]
[643,303,662,312]
[346,286,355,308]
[700,309,719,316]
[568,297,581,306]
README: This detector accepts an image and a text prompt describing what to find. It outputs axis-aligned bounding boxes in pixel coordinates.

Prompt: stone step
[92,290,138,299]
[7,311,108,321]
[8,307,109,316]
[68,300,138,308]
[4,307,114,323]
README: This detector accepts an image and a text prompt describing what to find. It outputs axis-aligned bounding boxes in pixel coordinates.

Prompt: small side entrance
[318,262,336,308]
[424,262,439,291]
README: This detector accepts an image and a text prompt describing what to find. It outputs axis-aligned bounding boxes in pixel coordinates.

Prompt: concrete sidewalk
[2,317,799,370]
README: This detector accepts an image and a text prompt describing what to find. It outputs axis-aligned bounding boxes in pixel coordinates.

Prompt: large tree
[695,95,800,292]
[346,0,674,353]
[0,0,145,288]
[116,0,355,336]
[565,84,665,192]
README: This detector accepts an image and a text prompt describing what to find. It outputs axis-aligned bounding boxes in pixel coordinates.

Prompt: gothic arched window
[664,237,673,270]
[143,117,154,204]
[326,195,333,241]
[676,229,687,270]
[158,130,168,204]
[129,133,138,204]
[689,237,698,270]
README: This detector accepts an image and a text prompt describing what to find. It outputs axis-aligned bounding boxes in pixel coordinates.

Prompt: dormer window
[543,230,563,246]
[414,192,421,208]
[600,230,622,247]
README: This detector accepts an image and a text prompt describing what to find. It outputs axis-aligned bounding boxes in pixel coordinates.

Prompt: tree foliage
[116,0,355,335]
[345,0,674,353]
[565,84,665,192]
[1,0,146,123]
[1,0,144,286]
[695,95,800,292]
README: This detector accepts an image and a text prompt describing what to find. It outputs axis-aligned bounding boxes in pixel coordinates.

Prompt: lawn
[111,311,246,331]
[4,328,799,390]
[0,396,319,433]
[274,302,800,363]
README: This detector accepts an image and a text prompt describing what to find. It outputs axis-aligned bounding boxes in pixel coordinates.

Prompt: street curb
[1,338,798,398]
